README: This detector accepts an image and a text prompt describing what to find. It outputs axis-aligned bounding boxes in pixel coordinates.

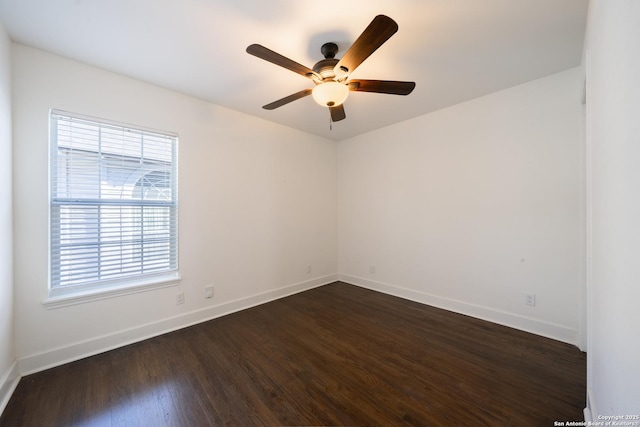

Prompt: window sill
[43,273,182,310]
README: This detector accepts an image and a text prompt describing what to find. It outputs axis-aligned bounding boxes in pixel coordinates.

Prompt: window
[49,110,179,300]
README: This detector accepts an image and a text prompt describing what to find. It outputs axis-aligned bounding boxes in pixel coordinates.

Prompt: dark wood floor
[1,282,585,426]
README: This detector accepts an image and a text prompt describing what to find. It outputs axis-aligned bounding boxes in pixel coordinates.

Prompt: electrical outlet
[204,286,214,299]
[525,293,536,306]
[370,265,376,274]
[307,264,312,274]
[176,291,185,305]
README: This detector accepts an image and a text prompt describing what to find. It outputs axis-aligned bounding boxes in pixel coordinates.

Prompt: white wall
[338,68,584,344]
[585,0,640,417]
[11,44,338,373]
[0,20,17,411]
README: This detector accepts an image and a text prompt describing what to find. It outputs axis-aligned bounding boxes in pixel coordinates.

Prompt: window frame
[45,110,180,309]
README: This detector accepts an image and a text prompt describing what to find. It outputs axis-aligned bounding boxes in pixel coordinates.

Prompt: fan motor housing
[312,42,341,81]
[313,58,339,80]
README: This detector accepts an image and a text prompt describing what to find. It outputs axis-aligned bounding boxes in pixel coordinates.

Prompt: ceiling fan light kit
[246,15,415,123]
[312,81,349,107]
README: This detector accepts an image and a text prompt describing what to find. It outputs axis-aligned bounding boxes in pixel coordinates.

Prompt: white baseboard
[18,274,338,376]
[0,360,20,415]
[584,387,597,422]
[339,274,579,346]
[584,407,592,422]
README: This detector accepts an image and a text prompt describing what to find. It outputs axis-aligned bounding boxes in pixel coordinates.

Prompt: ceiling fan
[246,15,416,123]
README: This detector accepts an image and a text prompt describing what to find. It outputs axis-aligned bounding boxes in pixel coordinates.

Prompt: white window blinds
[50,110,178,294]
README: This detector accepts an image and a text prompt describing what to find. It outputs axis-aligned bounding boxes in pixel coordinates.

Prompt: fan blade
[330,104,346,122]
[349,79,416,95]
[247,44,319,79]
[262,88,313,110]
[334,15,398,75]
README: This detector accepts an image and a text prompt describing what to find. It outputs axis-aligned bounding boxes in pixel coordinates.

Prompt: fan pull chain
[329,112,333,131]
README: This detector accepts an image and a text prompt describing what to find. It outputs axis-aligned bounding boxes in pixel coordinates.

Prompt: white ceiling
[0,0,588,141]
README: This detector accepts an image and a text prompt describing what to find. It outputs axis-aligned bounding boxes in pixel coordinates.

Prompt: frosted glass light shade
[312,81,349,107]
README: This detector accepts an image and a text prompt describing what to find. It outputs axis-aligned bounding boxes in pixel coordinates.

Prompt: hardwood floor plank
[0,282,586,426]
